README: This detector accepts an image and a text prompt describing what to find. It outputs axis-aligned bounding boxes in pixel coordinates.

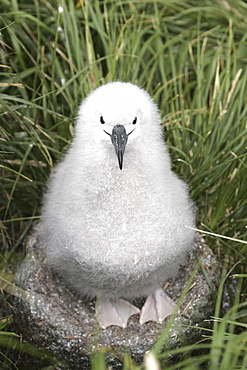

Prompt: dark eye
[100,116,105,124]
[132,117,137,125]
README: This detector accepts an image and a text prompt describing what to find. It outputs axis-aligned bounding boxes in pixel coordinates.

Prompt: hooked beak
[104,125,135,170]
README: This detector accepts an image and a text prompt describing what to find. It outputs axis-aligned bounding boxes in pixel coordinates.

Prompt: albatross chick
[38,82,196,329]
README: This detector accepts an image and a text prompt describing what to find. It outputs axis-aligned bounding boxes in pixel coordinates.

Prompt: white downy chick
[38,82,196,328]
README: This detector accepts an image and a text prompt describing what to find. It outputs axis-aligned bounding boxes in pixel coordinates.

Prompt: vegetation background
[0,0,246,368]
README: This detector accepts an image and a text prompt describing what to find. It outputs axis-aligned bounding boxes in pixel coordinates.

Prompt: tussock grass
[0,0,247,368]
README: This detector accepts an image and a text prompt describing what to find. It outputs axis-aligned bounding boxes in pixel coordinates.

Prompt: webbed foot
[139,288,176,325]
[96,298,140,329]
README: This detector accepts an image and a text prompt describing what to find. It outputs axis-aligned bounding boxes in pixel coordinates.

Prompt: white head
[75,82,162,170]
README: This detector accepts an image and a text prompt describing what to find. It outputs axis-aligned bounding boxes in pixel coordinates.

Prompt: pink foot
[96,298,140,329]
[139,288,176,325]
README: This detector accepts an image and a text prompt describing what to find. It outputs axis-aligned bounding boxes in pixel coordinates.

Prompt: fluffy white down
[38,82,196,300]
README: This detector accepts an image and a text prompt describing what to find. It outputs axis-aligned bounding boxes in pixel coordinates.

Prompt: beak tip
[117,150,124,170]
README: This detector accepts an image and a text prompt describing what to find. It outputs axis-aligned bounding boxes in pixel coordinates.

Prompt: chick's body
[38,82,195,327]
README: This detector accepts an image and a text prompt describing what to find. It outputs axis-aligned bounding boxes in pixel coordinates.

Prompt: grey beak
[111,125,127,170]
[104,125,135,170]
